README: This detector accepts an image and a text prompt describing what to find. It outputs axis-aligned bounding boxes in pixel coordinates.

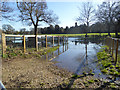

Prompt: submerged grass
[96,46,120,88]
[97,45,120,77]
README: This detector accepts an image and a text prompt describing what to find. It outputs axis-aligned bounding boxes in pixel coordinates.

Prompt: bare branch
[76,2,95,27]
[17,1,59,35]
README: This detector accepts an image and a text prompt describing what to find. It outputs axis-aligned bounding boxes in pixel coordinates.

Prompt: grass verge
[3,46,59,60]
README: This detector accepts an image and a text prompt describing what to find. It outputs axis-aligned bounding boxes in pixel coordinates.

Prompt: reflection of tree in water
[46,38,69,61]
[73,36,103,74]
[83,38,90,73]
[85,35,105,44]
[78,42,94,74]
[75,35,106,45]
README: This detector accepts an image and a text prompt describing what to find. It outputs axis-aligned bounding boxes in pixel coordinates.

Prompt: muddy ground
[2,57,115,89]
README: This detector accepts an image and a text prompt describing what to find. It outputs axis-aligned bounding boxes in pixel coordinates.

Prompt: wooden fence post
[2,33,6,56]
[112,39,114,57]
[52,36,54,48]
[46,35,47,48]
[35,35,38,51]
[23,35,26,53]
[115,39,119,65]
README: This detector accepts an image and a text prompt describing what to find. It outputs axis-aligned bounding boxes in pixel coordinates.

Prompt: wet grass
[97,45,120,77]
[60,72,101,88]
[3,46,59,59]
[95,45,120,88]
[88,79,95,83]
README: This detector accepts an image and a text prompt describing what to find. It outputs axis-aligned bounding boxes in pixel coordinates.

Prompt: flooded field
[51,37,103,77]
[6,35,120,80]
[3,35,120,88]
[49,36,120,80]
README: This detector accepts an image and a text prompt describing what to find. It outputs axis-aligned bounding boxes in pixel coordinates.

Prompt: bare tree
[17,1,59,48]
[76,2,95,36]
[96,1,119,36]
[114,1,120,37]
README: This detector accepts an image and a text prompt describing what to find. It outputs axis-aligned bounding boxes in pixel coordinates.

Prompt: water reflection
[85,44,88,64]
[44,37,69,61]
[58,47,60,55]
[52,52,54,58]
[52,36,112,79]
[63,37,64,52]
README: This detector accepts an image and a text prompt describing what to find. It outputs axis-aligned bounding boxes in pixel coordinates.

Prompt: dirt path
[2,58,72,88]
[2,58,103,88]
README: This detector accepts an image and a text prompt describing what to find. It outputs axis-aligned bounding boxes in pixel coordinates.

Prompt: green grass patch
[88,79,95,83]
[40,33,118,37]
[3,54,8,59]
[3,46,59,59]
[101,69,109,74]
[71,74,81,79]
[97,45,120,78]
[46,46,59,53]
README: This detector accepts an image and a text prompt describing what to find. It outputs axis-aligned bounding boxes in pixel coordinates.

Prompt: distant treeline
[39,22,120,34]
[2,21,120,35]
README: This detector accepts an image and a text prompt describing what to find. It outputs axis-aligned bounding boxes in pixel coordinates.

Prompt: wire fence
[105,37,120,64]
[1,33,69,60]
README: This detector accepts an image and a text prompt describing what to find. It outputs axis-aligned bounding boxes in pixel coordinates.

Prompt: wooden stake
[52,36,54,48]
[23,35,26,53]
[35,35,38,51]
[67,37,68,50]
[115,39,119,65]
[2,33,6,56]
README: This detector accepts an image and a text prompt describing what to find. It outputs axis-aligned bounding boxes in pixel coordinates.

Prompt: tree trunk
[85,22,89,37]
[115,22,118,38]
[115,20,120,38]
[107,23,111,36]
[115,29,118,38]
[34,25,37,48]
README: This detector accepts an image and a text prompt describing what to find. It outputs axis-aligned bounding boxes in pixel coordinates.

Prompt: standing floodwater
[52,36,111,79]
